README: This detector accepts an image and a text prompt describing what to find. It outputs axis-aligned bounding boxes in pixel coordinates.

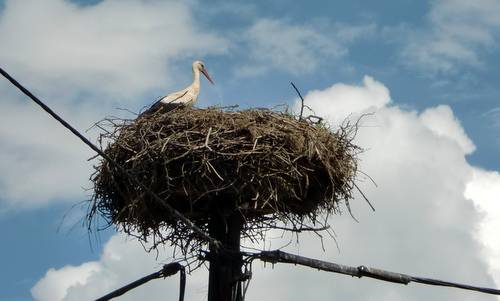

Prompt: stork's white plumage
[146,60,214,114]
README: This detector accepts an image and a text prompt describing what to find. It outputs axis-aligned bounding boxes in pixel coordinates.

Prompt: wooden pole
[207,204,243,301]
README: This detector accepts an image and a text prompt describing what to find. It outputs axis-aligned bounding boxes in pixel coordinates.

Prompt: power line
[256,250,500,296]
[0,67,219,249]
[95,262,185,301]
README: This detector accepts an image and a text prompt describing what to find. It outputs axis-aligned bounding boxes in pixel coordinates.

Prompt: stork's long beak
[201,68,214,85]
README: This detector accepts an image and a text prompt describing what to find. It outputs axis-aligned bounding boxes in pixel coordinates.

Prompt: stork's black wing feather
[138,102,186,118]
[138,91,189,118]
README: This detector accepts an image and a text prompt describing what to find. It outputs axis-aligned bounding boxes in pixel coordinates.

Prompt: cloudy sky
[1,0,500,300]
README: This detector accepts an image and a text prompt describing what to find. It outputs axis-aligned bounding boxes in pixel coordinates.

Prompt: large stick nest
[88,107,362,256]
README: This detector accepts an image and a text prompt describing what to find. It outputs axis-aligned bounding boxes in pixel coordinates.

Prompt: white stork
[144,60,214,115]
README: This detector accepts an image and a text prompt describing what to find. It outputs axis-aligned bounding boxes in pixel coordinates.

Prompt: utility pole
[207,201,244,301]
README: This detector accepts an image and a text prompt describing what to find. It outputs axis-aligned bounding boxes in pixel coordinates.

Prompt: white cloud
[420,105,476,154]
[31,262,101,301]
[298,75,390,125]
[0,93,95,209]
[239,19,375,76]
[483,107,500,129]
[400,0,500,73]
[33,76,500,300]
[465,168,500,290]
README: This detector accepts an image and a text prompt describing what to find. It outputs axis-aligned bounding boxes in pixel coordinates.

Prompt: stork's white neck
[192,65,201,88]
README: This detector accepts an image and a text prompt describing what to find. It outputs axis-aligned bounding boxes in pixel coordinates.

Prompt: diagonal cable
[0,67,219,248]
[257,250,500,296]
[95,262,185,301]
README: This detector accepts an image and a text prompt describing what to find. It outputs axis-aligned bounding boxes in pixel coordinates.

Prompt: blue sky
[1,0,500,300]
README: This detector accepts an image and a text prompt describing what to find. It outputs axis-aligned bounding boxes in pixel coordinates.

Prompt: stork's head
[193,60,214,84]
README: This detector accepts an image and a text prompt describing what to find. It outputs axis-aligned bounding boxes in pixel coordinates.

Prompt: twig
[290,82,305,120]
[204,127,212,148]
[270,225,330,233]
[113,106,139,116]
[354,183,375,212]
